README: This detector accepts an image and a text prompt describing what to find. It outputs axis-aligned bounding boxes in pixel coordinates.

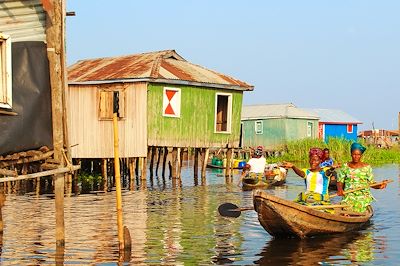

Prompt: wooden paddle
[329,179,393,199]
[218,202,253,218]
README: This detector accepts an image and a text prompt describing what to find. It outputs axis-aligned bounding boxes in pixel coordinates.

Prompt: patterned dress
[295,168,331,205]
[337,163,375,212]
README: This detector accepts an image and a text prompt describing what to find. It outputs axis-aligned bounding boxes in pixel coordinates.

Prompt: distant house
[67,50,253,175]
[241,104,319,149]
[305,109,362,142]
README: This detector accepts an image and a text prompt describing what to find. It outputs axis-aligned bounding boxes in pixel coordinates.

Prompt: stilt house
[241,103,320,150]
[67,50,253,178]
[0,0,77,178]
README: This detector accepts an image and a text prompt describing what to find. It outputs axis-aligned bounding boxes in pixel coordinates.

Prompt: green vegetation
[78,172,103,192]
[269,138,400,165]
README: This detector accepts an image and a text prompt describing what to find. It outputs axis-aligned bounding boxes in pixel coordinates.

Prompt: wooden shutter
[99,90,113,119]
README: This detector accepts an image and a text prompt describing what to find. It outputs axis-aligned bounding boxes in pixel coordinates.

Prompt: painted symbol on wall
[163,87,181,117]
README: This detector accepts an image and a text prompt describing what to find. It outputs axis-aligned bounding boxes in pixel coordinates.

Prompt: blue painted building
[305,109,362,142]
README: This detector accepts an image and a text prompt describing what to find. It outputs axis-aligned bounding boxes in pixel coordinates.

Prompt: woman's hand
[332,163,341,169]
[282,161,293,169]
[337,188,345,196]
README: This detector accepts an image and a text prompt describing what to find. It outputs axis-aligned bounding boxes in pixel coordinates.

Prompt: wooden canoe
[242,177,286,190]
[253,189,373,238]
[207,163,243,169]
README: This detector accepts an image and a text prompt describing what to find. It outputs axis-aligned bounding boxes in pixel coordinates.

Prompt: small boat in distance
[242,164,287,190]
[253,189,373,238]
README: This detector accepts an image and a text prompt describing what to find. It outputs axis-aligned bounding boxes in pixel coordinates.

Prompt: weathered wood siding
[242,118,318,149]
[147,83,243,148]
[66,82,147,158]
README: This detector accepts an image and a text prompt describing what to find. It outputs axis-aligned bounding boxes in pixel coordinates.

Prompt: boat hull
[242,177,286,190]
[253,190,373,238]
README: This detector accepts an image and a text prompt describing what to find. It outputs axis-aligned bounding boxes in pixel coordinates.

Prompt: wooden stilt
[155,147,161,176]
[194,148,199,178]
[102,159,108,192]
[177,148,182,179]
[201,148,209,179]
[162,147,168,178]
[171,147,177,178]
[129,158,136,190]
[149,146,156,177]
[141,157,147,180]
[226,148,232,177]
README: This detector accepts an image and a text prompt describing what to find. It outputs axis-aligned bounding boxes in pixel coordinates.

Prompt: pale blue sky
[66,1,400,131]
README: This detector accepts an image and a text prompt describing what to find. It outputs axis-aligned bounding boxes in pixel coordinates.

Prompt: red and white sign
[163,87,181,117]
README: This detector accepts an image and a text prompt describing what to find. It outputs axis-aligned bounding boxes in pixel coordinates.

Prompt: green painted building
[68,50,254,160]
[241,103,319,150]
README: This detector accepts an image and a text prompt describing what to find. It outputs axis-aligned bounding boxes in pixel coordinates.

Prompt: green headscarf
[351,142,366,154]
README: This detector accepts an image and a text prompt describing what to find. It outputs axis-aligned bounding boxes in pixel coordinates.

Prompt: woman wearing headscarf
[283,147,331,205]
[337,142,386,212]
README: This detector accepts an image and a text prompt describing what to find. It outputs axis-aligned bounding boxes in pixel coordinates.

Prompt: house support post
[162,147,168,178]
[171,148,178,178]
[102,159,108,192]
[201,148,209,179]
[177,148,182,179]
[194,148,199,178]
[225,148,233,177]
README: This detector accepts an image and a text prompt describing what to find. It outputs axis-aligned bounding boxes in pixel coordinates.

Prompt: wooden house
[241,103,319,150]
[67,50,253,178]
[306,108,362,142]
[0,0,78,245]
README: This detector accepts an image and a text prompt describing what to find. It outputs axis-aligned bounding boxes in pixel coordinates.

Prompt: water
[0,163,399,265]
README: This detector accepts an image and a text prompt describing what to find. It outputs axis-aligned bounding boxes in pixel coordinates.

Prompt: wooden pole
[177,148,181,179]
[149,146,156,177]
[201,148,209,179]
[171,147,178,178]
[225,148,232,177]
[162,147,168,178]
[129,158,136,189]
[141,157,147,180]
[194,148,199,178]
[102,159,108,192]
[113,113,125,252]
[155,147,161,176]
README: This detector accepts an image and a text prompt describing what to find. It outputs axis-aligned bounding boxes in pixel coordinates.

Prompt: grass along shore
[268,138,400,165]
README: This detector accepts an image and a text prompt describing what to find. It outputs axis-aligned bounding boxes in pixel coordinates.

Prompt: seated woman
[282,148,331,205]
[337,142,386,212]
[237,146,266,185]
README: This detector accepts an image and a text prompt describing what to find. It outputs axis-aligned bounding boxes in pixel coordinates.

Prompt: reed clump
[269,138,400,164]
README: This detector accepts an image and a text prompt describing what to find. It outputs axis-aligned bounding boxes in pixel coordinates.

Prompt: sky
[66,1,400,131]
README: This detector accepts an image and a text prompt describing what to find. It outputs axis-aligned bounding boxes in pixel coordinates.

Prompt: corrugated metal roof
[241,103,319,120]
[0,0,46,42]
[68,50,254,91]
[304,108,362,124]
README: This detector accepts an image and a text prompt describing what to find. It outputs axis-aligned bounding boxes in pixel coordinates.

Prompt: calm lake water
[0,163,399,265]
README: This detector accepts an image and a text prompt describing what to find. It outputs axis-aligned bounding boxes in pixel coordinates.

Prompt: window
[162,87,181,118]
[255,120,263,134]
[214,93,232,133]
[98,89,125,120]
[347,124,353,133]
[307,121,313,137]
[0,33,12,109]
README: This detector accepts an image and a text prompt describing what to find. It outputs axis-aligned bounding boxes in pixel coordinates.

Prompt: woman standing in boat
[337,142,386,212]
[283,148,331,205]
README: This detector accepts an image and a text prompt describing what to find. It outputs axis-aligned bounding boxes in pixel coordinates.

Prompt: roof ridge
[71,49,178,65]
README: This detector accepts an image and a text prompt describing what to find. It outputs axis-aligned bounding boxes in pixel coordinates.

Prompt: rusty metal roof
[68,50,253,91]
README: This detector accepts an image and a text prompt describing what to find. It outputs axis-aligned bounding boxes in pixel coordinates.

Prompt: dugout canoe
[242,176,286,190]
[253,189,373,238]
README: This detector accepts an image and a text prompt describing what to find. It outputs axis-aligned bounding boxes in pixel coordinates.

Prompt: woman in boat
[237,146,266,186]
[283,148,332,205]
[320,148,339,187]
[336,142,386,212]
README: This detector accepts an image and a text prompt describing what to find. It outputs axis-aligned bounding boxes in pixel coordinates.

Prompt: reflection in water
[255,231,377,265]
[0,164,398,264]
